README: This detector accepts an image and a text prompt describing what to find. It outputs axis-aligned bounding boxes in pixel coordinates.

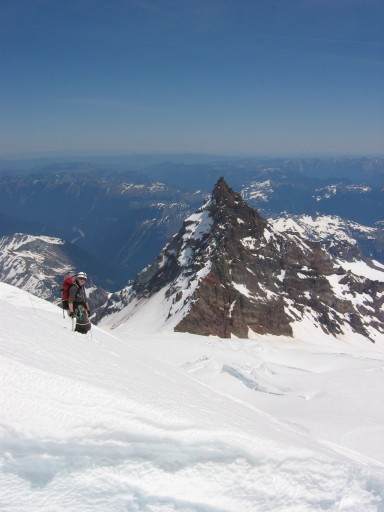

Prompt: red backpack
[61,272,75,309]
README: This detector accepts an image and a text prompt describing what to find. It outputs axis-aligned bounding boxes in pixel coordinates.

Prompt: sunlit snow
[1,282,383,511]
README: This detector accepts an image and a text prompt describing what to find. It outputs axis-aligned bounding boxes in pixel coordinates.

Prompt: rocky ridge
[0,233,108,310]
[100,178,384,342]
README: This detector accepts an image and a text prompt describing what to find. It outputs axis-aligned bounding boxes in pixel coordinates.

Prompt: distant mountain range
[1,173,383,341]
[0,156,382,291]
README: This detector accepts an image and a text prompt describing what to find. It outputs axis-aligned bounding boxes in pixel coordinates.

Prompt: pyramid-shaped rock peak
[210,177,268,240]
[104,178,384,341]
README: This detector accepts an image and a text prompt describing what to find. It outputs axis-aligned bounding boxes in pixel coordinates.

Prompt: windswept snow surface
[1,283,384,511]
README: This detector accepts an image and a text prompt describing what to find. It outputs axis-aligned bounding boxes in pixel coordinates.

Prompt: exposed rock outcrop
[101,178,384,342]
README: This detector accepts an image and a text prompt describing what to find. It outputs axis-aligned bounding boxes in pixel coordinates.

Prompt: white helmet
[77,271,87,280]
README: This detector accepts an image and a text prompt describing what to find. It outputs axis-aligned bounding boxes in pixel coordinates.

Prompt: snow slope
[270,214,377,244]
[1,282,384,511]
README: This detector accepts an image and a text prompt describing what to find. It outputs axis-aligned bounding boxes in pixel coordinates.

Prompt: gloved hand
[87,309,91,315]
[69,311,75,318]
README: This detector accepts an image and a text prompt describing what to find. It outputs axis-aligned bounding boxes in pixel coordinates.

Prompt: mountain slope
[0,170,203,282]
[0,233,109,307]
[270,213,384,263]
[100,178,384,342]
[1,282,383,511]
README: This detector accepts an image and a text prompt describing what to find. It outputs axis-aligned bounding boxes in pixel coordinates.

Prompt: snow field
[1,283,384,511]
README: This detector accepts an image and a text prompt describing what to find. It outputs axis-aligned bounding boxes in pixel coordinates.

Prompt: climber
[68,271,91,334]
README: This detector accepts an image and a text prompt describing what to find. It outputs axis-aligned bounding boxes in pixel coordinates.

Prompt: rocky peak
[209,176,268,241]
[101,179,384,342]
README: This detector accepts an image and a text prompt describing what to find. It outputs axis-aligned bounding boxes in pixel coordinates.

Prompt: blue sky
[1,0,383,157]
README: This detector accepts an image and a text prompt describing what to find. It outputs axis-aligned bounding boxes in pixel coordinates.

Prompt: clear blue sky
[1,0,383,157]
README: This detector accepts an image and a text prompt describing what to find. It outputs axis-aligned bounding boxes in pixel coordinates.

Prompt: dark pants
[74,304,91,334]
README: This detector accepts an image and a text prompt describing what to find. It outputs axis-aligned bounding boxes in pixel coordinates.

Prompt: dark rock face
[174,178,335,338]
[103,178,384,341]
[173,179,288,337]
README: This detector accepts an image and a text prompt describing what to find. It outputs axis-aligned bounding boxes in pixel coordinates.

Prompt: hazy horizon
[1,149,383,163]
